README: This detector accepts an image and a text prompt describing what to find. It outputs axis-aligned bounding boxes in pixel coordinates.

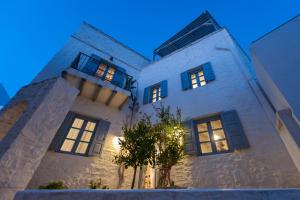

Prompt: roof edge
[82,21,150,62]
[251,14,300,45]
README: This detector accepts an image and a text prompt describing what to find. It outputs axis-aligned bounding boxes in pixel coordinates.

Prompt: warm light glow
[113,136,123,150]
[214,135,221,140]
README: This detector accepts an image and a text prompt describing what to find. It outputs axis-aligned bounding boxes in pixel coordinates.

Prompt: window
[196,116,229,155]
[151,85,162,103]
[180,62,215,91]
[60,116,97,155]
[143,80,167,104]
[190,70,206,88]
[95,63,115,81]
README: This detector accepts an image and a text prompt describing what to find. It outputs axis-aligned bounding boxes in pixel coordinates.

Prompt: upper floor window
[152,85,162,103]
[196,117,229,155]
[60,116,97,155]
[181,62,215,91]
[96,63,116,82]
[190,69,206,88]
[143,80,168,104]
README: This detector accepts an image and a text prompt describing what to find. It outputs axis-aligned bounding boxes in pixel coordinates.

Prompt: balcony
[62,53,133,109]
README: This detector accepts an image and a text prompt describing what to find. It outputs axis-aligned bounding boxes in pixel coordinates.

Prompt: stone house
[1,11,300,200]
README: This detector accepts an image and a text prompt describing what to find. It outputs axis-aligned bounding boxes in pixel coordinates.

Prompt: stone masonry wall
[0,78,79,200]
[28,96,139,190]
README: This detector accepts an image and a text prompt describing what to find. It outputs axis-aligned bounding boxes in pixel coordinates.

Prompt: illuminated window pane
[199,132,210,142]
[200,142,212,154]
[191,74,196,79]
[191,79,197,85]
[105,67,115,81]
[213,129,226,141]
[76,142,88,154]
[86,122,96,131]
[215,140,229,152]
[197,123,208,132]
[60,139,75,152]
[96,64,107,78]
[211,120,222,129]
[81,131,93,142]
[198,71,204,76]
[200,81,206,86]
[72,118,84,128]
[199,76,205,81]
[66,128,79,139]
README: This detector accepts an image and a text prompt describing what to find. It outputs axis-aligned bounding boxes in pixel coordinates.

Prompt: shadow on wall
[0,101,28,141]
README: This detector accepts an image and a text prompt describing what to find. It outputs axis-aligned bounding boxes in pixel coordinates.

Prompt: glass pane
[199,76,205,81]
[211,120,222,129]
[213,129,226,140]
[85,122,96,131]
[72,118,84,129]
[215,140,229,152]
[200,142,212,154]
[66,128,79,139]
[153,88,157,94]
[96,64,106,78]
[81,131,93,142]
[198,71,204,76]
[191,74,196,79]
[76,142,88,154]
[191,79,197,85]
[200,81,206,86]
[105,67,115,81]
[197,123,208,132]
[199,132,210,142]
[60,139,75,152]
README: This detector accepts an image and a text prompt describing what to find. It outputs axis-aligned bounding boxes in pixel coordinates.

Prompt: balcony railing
[70,53,133,91]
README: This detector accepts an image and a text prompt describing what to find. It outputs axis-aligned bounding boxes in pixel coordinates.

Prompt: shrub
[38,181,68,189]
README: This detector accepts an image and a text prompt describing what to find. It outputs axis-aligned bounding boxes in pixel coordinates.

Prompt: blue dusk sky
[0,0,299,97]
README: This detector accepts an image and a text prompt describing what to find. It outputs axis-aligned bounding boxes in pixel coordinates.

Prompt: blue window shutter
[221,110,249,150]
[143,87,150,105]
[183,120,197,155]
[202,62,215,82]
[181,71,191,90]
[160,80,168,98]
[50,112,75,151]
[88,119,111,156]
[111,66,126,88]
[83,54,101,76]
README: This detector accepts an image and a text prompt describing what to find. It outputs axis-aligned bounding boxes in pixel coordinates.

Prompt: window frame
[150,83,162,103]
[58,114,99,157]
[189,67,206,89]
[95,60,116,82]
[194,115,231,156]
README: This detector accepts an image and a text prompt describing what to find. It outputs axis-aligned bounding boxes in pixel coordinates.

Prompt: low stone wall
[14,189,300,200]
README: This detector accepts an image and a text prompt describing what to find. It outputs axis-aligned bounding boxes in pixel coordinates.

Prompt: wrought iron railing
[70,52,133,91]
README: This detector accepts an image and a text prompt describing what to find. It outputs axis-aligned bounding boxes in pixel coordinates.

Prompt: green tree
[114,115,156,189]
[154,105,185,188]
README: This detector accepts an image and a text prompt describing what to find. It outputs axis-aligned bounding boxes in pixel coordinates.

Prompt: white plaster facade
[250,15,300,174]
[1,13,300,200]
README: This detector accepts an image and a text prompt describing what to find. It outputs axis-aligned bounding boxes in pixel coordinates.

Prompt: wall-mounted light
[113,136,123,150]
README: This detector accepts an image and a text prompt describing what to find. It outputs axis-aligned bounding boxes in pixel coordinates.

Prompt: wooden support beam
[118,96,129,110]
[105,90,117,106]
[78,78,86,96]
[92,85,102,102]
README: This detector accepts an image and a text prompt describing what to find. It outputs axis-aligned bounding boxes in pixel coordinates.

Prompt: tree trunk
[131,166,137,189]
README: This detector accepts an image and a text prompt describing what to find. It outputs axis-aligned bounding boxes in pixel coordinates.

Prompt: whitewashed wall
[138,29,300,187]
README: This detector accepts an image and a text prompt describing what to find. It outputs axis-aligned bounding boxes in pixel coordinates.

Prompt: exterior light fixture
[113,136,123,150]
